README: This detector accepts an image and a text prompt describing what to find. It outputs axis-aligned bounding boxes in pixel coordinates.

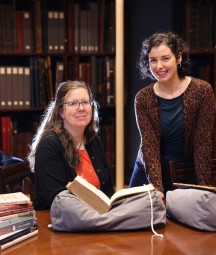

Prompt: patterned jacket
[135,77,216,190]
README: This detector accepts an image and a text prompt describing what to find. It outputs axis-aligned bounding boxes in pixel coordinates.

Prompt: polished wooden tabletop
[1,210,215,255]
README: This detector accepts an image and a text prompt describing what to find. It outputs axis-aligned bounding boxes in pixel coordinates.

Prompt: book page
[110,184,155,204]
[66,176,112,213]
[71,176,111,205]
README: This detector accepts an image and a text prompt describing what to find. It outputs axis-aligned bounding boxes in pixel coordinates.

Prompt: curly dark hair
[28,80,99,171]
[138,32,191,79]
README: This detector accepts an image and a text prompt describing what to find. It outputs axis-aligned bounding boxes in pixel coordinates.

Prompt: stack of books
[0,192,38,251]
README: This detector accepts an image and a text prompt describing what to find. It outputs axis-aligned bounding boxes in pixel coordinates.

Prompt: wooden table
[1,210,215,255]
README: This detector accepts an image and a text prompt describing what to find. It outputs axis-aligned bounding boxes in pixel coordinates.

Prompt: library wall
[0,0,116,176]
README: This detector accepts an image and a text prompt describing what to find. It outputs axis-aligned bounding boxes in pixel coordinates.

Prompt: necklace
[77,139,83,150]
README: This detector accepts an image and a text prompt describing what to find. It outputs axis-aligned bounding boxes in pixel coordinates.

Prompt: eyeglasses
[63,99,93,109]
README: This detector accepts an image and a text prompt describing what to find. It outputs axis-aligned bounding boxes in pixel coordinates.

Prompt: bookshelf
[172,0,216,92]
[172,0,216,156]
[0,0,118,182]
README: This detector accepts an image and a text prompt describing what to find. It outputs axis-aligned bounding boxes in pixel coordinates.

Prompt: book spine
[23,11,33,52]
[68,2,74,53]
[6,67,13,108]
[0,210,34,221]
[12,67,18,108]
[15,11,24,53]
[0,67,6,108]
[0,206,34,218]
[0,222,38,246]
[23,67,31,108]
[58,11,65,52]
[0,218,36,235]
[0,229,38,251]
[17,66,24,108]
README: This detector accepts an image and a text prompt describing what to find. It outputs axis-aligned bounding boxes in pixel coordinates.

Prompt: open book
[174,183,216,193]
[66,176,155,214]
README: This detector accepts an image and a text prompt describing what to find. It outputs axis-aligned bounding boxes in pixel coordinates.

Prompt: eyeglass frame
[62,99,93,109]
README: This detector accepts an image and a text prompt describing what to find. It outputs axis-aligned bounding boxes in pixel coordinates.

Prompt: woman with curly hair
[129,32,216,197]
[28,80,114,210]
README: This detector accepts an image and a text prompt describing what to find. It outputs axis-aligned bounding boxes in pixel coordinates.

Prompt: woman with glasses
[28,80,115,210]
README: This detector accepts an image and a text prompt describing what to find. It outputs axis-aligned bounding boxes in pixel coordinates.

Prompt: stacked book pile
[0,192,38,251]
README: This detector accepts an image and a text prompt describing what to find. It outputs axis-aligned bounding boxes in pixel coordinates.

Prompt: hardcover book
[66,176,155,214]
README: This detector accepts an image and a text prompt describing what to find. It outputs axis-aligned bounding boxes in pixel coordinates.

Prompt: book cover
[66,176,155,214]
[0,192,30,206]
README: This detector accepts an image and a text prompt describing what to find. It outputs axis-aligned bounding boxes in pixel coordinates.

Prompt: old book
[23,67,31,108]
[0,67,6,108]
[23,11,33,52]
[68,2,75,53]
[15,11,24,53]
[173,183,216,193]
[6,67,13,108]
[66,176,155,214]
[0,192,30,206]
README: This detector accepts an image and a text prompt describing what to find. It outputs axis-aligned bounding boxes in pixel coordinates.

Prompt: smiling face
[149,44,181,84]
[60,88,93,133]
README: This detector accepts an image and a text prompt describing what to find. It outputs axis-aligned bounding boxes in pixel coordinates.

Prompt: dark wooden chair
[0,161,35,201]
[169,159,216,190]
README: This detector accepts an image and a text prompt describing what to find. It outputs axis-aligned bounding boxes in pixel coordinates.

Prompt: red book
[15,11,24,53]
[0,117,12,155]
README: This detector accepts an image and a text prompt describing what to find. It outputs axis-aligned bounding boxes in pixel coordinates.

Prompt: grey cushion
[166,188,216,231]
[50,190,166,232]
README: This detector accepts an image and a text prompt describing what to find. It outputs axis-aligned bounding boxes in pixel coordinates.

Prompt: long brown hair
[28,80,99,171]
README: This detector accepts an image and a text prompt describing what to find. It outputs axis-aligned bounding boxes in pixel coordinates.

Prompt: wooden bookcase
[0,0,117,180]
[172,0,216,156]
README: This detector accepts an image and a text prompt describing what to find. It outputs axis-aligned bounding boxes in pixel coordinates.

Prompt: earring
[178,63,182,68]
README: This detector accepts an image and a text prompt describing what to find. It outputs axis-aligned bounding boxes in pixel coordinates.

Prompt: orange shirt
[76,150,100,189]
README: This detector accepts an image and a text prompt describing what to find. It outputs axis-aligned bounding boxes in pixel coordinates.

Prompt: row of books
[0,116,35,158]
[173,0,215,51]
[0,192,38,251]
[68,56,115,108]
[0,0,115,54]
[0,54,115,110]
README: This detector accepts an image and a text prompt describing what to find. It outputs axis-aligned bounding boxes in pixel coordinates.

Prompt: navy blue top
[157,95,184,160]
[157,95,185,191]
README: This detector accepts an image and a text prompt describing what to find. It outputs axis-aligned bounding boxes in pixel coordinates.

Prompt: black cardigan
[33,131,115,210]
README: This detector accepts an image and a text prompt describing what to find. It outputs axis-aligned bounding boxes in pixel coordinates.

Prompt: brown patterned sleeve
[193,81,216,185]
[135,86,164,190]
